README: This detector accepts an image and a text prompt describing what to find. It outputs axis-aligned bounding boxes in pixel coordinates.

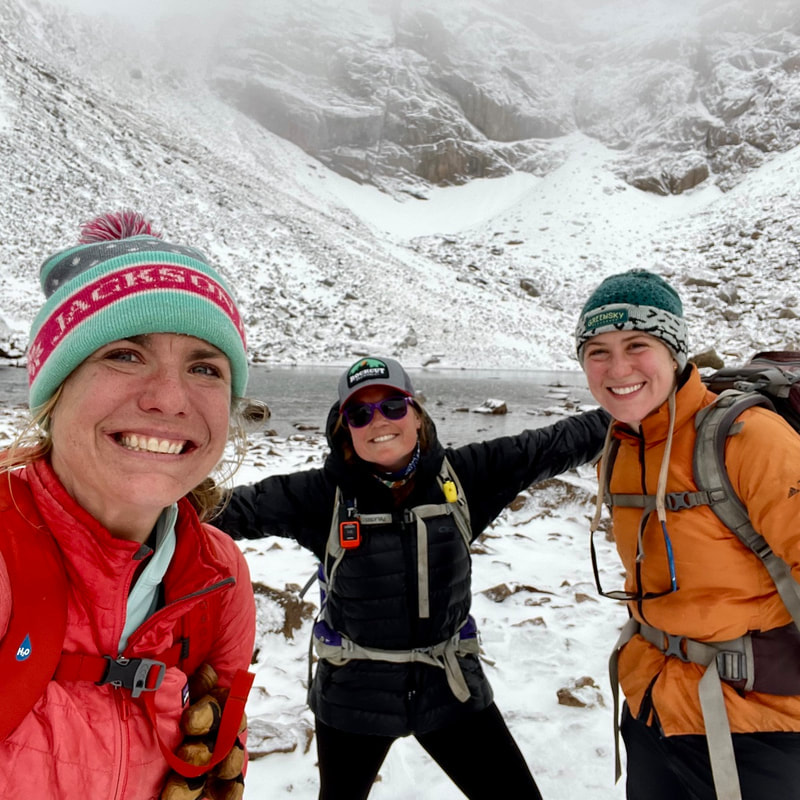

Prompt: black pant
[315,703,543,800]
[621,706,800,800]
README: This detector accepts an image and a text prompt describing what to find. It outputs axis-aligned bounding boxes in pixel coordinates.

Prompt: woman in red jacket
[0,212,256,800]
[575,269,800,800]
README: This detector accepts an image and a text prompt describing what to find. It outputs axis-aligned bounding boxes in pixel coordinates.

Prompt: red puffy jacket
[0,458,256,799]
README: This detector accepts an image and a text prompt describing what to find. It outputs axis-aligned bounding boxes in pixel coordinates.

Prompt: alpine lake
[0,364,594,447]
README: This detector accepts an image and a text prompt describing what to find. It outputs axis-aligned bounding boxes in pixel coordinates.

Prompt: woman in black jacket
[217,356,610,800]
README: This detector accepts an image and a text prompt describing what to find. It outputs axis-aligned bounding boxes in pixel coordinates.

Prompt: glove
[161,663,248,800]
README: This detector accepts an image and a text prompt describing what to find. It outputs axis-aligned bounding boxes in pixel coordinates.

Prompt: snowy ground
[2,2,795,794]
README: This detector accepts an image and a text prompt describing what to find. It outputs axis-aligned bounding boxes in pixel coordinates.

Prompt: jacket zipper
[636,434,651,625]
[402,510,419,729]
[123,577,235,653]
[110,690,132,800]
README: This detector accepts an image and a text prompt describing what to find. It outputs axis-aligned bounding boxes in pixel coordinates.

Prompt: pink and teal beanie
[27,211,248,410]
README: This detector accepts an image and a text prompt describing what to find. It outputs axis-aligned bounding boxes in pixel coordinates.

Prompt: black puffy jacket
[216,403,610,736]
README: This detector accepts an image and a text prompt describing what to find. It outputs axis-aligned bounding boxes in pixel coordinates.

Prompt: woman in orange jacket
[575,269,800,800]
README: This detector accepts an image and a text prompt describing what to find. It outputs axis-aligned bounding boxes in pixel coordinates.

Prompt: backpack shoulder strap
[0,471,68,740]
[694,390,800,630]
[321,486,348,595]
[694,390,775,544]
[299,486,362,606]
[600,434,621,510]
[438,456,472,547]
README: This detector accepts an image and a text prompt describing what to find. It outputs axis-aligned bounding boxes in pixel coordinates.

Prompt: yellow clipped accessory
[442,480,458,503]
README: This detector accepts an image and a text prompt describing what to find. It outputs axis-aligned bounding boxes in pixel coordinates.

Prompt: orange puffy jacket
[0,458,256,799]
[608,366,800,736]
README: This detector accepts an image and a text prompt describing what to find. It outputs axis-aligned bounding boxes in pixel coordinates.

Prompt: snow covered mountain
[211,0,800,196]
[0,0,798,379]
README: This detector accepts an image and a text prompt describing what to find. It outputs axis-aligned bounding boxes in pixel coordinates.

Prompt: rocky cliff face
[210,0,800,196]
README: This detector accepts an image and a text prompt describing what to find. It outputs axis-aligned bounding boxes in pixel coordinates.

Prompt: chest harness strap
[55,653,253,778]
[313,617,480,702]
[54,580,253,780]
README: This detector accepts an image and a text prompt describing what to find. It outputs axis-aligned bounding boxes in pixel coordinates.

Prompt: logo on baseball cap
[338,357,416,408]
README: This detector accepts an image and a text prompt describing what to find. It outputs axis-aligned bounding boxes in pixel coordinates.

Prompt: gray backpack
[695,351,800,626]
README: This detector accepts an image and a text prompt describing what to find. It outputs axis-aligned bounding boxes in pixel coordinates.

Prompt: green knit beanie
[575,269,688,370]
[28,211,249,410]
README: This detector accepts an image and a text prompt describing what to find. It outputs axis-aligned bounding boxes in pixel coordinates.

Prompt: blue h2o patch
[16,634,32,662]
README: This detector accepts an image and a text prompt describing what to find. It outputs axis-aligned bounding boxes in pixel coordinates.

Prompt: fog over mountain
[1,0,799,380]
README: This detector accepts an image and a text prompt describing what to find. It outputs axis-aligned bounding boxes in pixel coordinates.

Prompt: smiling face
[345,386,421,472]
[582,330,677,428]
[49,333,232,542]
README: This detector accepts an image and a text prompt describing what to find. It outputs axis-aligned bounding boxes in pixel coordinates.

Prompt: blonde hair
[0,388,248,522]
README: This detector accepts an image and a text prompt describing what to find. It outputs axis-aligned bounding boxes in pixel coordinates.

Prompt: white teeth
[373,434,396,443]
[609,383,644,396]
[120,434,185,454]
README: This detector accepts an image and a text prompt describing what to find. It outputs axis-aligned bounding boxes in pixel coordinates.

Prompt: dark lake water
[0,364,595,447]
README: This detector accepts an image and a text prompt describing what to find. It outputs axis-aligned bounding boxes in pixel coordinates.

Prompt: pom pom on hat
[78,209,161,243]
[575,269,689,371]
[28,211,248,409]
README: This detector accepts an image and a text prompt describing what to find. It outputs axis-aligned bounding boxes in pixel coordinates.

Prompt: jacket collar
[24,458,230,653]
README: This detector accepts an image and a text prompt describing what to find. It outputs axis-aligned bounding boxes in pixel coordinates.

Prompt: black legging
[315,702,543,800]
[621,705,800,800]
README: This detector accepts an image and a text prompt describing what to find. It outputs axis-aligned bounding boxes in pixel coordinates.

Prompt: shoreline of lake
[0,363,595,446]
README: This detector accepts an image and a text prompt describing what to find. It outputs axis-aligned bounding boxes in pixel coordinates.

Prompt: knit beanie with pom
[27,210,248,410]
[574,269,688,370]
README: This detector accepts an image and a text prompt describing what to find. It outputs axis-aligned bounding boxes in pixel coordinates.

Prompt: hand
[161,663,247,800]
